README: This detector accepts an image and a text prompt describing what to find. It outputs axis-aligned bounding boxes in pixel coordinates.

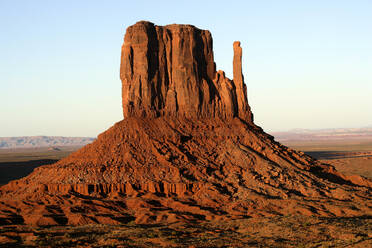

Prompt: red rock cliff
[120,21,253,121]
[1,21,371,227]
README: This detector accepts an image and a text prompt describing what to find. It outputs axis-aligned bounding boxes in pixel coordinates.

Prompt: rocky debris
[0,21,371,226]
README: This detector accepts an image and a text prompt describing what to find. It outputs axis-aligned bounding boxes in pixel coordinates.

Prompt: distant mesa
[48,147,62,151]
[273,127,372,142]
[0,21,371,226]
[0,136,95,149]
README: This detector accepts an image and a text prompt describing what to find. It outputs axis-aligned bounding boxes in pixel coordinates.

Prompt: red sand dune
[0,21,371,226]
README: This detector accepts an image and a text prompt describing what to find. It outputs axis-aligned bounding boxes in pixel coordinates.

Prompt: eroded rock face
[0,21,371,226]
[120,21,253,121]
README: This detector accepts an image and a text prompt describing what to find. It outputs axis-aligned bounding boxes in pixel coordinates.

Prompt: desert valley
[0,21,371,247]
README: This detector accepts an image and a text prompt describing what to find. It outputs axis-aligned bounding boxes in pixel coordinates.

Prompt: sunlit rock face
[0,21,371,227]
[120,21,253,122]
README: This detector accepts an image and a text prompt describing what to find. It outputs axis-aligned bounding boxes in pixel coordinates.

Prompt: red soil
[0,21,370,226]
[0,117,370,226]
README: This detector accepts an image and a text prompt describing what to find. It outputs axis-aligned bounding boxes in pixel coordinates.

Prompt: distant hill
[0,136,95,149]
[272,127,372,142]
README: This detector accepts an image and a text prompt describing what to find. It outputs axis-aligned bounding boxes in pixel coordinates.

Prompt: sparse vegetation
[0,216,371,247]
[0,138,371,247]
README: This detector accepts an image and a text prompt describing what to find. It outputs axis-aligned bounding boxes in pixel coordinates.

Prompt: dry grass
[0,215,371,247]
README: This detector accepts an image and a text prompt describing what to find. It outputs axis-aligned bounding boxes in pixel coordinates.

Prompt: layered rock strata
[120,21,253,121]
[0,21,370,226]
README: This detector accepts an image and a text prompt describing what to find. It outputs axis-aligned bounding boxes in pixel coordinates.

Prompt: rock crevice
[120,21,253,121]
[0,21,371,226]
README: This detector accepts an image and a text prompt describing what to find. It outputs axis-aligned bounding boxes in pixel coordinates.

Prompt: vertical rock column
[233,41,253,122]
[120,21,254,122]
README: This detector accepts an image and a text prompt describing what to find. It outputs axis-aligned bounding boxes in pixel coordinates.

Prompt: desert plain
[0,137,370,247]
[0,21,371,247]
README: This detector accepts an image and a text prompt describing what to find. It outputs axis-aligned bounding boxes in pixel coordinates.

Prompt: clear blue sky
[1,0,371,137]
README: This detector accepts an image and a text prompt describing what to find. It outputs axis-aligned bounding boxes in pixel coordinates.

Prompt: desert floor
[0,141,371,247]
[283,140,372,180]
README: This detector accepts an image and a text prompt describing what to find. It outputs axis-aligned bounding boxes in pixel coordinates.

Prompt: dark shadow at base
[309,165,356,187]
[304,151,372,160]
[0,159,58,185]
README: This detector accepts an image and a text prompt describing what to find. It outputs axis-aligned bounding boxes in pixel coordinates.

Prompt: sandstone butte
[0,21,371,226]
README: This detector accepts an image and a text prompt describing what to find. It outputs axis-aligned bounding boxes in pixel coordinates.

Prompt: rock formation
[121,21,253,121]
[0,21,370,226]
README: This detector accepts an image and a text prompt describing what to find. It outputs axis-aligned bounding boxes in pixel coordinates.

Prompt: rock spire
[120,21,253,122]
[0,21,370,227]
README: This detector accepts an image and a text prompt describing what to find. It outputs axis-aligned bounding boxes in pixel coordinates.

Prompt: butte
[0,21,371,226]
